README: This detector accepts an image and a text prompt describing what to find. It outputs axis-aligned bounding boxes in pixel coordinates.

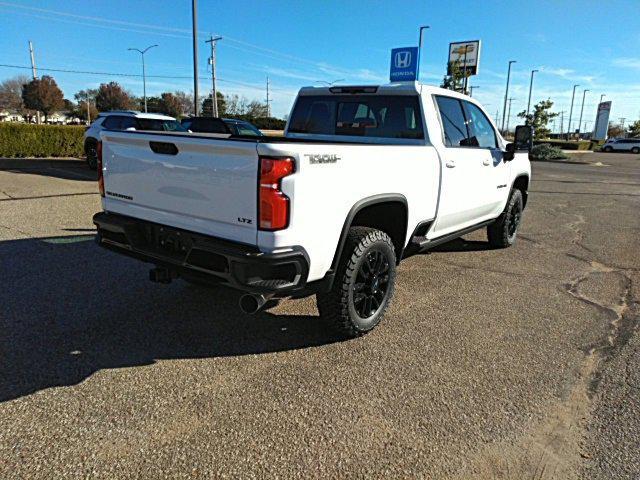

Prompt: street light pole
[128,44,158,113]
[566,84,579,140]
[577,89,589,138]
[417,25,430,83]
[526,69,538,116]
[501,60,516,133]
[192,0,199,115]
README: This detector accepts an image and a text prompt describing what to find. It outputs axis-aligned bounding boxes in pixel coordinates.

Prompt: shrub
[533,140,590,150]
[530,143,568,161]
[0,123,85,157]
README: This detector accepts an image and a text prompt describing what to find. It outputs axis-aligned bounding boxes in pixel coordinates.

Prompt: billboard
[389,46,419,82]
[593,101,612,140]
[447,40,481,76]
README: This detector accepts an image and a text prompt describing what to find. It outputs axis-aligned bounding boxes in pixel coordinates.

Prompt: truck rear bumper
[93,212,309,295]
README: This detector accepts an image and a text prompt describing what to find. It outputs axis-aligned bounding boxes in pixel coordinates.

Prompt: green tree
[517,99,558,140]
[21,75,64,121]
[73,89,99,121]
[441,60,468,93]
[95,82,133,112]
[201,91,227,117]
[627,120,640,138]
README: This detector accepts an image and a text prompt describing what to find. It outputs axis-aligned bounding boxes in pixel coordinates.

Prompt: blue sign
[389,46,419,82]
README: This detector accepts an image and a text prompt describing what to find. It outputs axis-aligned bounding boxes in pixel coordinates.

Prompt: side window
[464,102,498,149]
[102,116,121,130]
[119,117,137,130]
[435,96,470,147]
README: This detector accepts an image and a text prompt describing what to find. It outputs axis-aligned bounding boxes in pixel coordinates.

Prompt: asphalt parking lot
[1,153,638,479]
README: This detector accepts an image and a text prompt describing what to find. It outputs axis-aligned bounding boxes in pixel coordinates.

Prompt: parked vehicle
[180,116,231,134]
[180,116,264,136]
[93,83,532,337]
[84,111,185,169]
[602,138,640,153]
[223,118,264,136]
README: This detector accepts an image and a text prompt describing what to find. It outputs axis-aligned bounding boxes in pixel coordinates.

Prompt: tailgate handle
[149,141,178,155]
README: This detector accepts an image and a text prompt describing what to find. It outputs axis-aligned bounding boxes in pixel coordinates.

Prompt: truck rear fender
[330,194,409,272]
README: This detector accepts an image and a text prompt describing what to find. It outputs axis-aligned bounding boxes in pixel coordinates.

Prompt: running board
[404,219,495,257]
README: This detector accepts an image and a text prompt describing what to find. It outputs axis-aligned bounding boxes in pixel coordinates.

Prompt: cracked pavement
[0,154,638,479]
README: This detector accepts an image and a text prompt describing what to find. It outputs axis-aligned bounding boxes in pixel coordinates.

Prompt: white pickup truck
[94,82,532,337]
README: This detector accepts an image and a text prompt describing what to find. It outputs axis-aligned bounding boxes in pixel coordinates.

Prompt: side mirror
[504,142,516,161]
[514,125,534,151]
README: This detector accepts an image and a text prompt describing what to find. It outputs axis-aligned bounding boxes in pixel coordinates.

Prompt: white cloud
[612,58,640,70]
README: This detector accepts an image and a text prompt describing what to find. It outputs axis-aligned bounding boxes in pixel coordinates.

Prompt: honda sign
[390,47,419,82]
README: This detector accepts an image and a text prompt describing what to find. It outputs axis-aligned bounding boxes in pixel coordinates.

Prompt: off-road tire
[487,189,523,248]
[317,227,397,338]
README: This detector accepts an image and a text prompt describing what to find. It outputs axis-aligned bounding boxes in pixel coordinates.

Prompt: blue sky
[2,0,639,130]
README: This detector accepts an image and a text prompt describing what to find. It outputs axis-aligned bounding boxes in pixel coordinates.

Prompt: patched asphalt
[0,153,638,479]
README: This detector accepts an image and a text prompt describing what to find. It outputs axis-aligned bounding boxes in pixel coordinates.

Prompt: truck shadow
[0,236,341,403]
[0,158,96,182]
[429,238,494,253]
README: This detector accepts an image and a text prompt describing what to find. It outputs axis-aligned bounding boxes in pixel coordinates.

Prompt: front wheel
[317,227,397,338]
[603,146,613,153]
[487,189,523,248]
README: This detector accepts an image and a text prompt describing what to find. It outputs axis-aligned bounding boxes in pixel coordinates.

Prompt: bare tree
[0,75,31,114]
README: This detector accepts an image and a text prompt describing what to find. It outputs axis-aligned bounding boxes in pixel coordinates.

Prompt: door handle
[482,158,491,166]
[445,160,456,168]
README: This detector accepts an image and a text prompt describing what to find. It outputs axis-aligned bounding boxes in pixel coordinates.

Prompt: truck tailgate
[100,131,259,245]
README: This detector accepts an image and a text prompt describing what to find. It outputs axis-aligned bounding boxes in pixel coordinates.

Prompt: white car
[93,82,531,337]
[602,138,640,153]
[83,111,185,169]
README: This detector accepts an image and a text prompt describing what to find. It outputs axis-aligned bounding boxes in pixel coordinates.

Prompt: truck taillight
[97,140,104,197]
[258,156,294,231]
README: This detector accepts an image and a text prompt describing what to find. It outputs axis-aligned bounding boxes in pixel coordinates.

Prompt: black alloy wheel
[353,249,391,320]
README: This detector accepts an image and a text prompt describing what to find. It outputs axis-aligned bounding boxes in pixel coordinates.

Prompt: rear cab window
[288,95,425,140]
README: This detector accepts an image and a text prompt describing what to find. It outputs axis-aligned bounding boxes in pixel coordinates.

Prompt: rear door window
[435,96,470,147]
[288,95,424,139]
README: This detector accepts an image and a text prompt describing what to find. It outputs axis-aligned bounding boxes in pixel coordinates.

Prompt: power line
[0,63,292,93]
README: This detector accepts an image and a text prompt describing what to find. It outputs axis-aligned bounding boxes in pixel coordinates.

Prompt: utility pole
[205,35,222,117]
[28,41,40,124]
[566,84,579,140]
[86,98,91,124]
[577,89,589,138]
[469,86,478,97]
[495,109,500,125]
[265,76,271,118]
[619,117,626,137]
[526,69,538,116]
[505,97,515,135]
[501,60,516,133]
[128,45,158,113]
[192,0,199,115]
[28,41,37,79]
[559,111,565,137]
